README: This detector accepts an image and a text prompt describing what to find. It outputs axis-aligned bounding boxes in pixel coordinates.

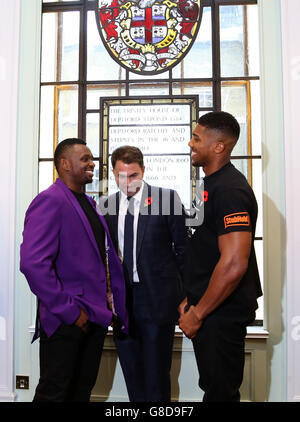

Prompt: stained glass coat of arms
[96,0,203,74]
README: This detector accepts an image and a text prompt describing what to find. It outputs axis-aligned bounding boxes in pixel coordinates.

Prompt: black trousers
[114,283,175,402]
[33,322,106,402]
[191,312,252,402]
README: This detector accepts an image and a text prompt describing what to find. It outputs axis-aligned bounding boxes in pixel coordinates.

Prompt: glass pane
[39,161,54,193]
[40,86,55,158]
[129,83,169,96]
[43,0,79,2]
[179,7,212,79]
[86,113,100,157]
[220,5,259,77]
[40,85,78,157]
[221,81,249,157]
[198,110,212,119]
[221,81,261,156]
[87,84,126,109]
[250,80,262,155]
[41,12,79,82]
[173,83,213,108]
[254,240,264,321]
[57,86,79,143]
[87,11,126,81]
[246,5,260,76]
[230,158,250,181]
[129,71,171,81]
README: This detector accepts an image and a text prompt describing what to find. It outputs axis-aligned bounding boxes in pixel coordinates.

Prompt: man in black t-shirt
[179,111,262,402]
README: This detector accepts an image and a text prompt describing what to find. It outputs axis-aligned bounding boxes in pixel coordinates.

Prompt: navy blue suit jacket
[101,183,187,325]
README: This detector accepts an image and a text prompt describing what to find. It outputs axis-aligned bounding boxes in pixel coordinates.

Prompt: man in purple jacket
[20,138,128,402]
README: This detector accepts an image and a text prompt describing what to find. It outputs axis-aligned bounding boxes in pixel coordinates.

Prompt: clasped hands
[178,297,203,339]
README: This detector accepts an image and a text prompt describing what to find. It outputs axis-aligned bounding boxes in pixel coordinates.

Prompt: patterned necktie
[123,197,135,285]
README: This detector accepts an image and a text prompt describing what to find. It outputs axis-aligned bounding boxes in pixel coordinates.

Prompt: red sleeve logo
[224,212,250,229]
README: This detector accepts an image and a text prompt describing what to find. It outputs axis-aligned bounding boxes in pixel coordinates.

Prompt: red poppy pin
[201,191,209,202]
[144,197,152,207]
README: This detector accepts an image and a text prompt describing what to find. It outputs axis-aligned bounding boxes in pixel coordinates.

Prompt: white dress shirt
[118,181,145,283]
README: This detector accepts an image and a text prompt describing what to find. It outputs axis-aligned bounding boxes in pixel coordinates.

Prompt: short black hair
[198,111,240,141]
[54,138,86,173]
[111,145,144,169]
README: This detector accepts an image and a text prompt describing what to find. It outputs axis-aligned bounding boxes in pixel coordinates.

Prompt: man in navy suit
[102,146,187,402]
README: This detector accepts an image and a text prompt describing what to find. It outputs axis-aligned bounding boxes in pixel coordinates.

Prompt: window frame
[40,0,263,324]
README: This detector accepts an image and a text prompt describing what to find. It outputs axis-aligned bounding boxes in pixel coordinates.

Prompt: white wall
[280,0,300,402]
[0,0,292,402]
[258,0,286,401]
[14,0,41,402]
[0,0,21,402]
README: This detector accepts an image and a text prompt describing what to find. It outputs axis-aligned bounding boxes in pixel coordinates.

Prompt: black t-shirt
[71,190,106,264]
[184,162,262,318]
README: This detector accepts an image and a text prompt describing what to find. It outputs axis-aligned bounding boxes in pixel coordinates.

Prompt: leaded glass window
[40,0,263,322]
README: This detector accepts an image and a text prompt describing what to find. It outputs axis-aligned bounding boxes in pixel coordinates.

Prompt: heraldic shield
[96,0,203,74]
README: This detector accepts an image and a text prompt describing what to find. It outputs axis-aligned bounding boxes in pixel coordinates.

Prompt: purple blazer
[20,178,128,340]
